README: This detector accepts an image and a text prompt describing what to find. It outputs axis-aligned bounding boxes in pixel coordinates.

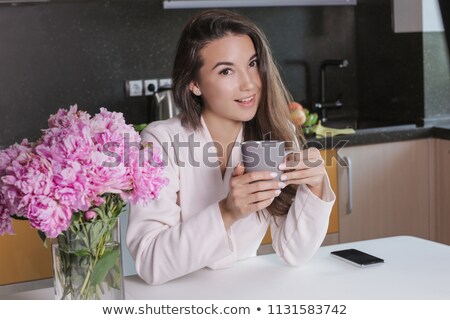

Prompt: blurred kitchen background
[1,0,450,290]
[0,0,449,147]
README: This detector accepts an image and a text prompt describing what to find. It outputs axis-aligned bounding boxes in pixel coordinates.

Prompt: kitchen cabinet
[321,148,340,245]
[0,220,52,286]
[435,139,450,245]
[337,139,431,243]
[392,0,444,33]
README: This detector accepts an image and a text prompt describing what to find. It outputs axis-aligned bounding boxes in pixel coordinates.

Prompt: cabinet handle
[343,156,353,214]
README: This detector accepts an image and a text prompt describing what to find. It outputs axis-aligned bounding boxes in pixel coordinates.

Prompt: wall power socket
[144,79,158,96]
[126,80,143,97]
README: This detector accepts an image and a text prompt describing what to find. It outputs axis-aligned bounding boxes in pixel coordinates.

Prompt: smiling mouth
[235,95,254,103]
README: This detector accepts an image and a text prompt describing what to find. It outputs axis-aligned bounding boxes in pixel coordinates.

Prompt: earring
[194,90,201,96]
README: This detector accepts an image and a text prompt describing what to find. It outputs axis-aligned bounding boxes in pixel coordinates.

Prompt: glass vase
[51,218,124,300]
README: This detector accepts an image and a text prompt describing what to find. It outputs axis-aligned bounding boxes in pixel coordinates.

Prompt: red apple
[289,101,303,110]
[289,101,307,125]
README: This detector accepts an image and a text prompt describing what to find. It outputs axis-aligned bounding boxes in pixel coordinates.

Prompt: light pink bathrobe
[126,116,335,285]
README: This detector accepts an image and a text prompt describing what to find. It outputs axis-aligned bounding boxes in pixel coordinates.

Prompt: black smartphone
[330,248,384,267]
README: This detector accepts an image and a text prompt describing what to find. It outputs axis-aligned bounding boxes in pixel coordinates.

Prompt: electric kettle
[150,87,180,122]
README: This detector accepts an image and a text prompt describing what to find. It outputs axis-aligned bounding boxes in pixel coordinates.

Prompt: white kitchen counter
[2,236,449,300]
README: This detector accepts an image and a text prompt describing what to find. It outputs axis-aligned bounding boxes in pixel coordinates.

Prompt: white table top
[2,236,449,300]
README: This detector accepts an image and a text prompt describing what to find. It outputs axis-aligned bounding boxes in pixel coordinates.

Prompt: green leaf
[11,214,28,221]
[72,219,80,232]
[93,207,105,220]
[97,201,107,220]
[71,249,91,257]
[133,123,148,133]
[91,248,120,286]
[115,200,124,217]
[90,230,106,251]
[37,230,47,243]
[303,113,319,127]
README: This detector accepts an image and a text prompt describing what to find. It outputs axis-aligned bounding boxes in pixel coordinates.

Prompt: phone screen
[330,249,384,267]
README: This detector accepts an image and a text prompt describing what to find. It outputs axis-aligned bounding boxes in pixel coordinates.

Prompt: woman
[127,9,335,285]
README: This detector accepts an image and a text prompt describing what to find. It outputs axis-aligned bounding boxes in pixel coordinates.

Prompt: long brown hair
[172,9,304,217]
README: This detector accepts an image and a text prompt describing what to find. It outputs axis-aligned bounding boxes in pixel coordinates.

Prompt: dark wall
[356,0,450,127]
[0,1,357,146]
[355,0,424,126]
[2,0,447,147]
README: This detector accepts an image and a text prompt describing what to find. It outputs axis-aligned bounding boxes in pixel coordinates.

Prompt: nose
[239,70,258,91]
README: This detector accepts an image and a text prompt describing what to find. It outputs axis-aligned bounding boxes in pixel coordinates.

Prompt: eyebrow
[211,53,258,71]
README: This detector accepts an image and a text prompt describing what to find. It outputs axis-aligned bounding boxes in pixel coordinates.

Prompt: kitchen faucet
[314,59,349,123]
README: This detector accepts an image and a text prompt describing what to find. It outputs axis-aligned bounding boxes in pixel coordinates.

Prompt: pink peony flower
[0,193,13,235]
[0,140,33,175]
[52,161,92,211]
[47,105,90,130]
[0,105,168,238]
[85,210,97,221]
[27,196,72,239]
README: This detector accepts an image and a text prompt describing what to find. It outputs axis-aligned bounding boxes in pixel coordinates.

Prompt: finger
[248,180,285,194]
[284,176,324,188]
[249,189,281,204]
[247,197,275,212]
[281,169,325,187]
[240,170,278,184]
[281,166,323,182]
[284,151,303,163]
[233,162,245,177]
[281,153,323,170]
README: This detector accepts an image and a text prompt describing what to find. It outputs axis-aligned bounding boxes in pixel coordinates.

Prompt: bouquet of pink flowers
[0,105,166,238]
[0,105,167,299]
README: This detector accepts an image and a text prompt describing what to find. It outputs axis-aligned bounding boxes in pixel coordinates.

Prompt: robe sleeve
[126,124,234,285]
[270,173,335,266]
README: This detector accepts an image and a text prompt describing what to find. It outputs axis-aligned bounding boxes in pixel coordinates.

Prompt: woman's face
[191,34,262,126]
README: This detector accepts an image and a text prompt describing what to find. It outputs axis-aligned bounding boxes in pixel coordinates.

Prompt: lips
[235,94,256,107]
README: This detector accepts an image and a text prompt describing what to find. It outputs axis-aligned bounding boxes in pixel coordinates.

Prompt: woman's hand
[219,163,284,229]
[278,147,326,199]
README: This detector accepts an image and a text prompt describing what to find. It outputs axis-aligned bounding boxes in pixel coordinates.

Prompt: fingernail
[270,172,278,178]
[279,182,286,189]
[279,163,286,170]
[280,174,287,181]
[275,190,281,196]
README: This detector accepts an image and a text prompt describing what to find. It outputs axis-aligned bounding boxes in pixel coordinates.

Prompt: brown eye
[249,59,259,68]
[219,68,232,76]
